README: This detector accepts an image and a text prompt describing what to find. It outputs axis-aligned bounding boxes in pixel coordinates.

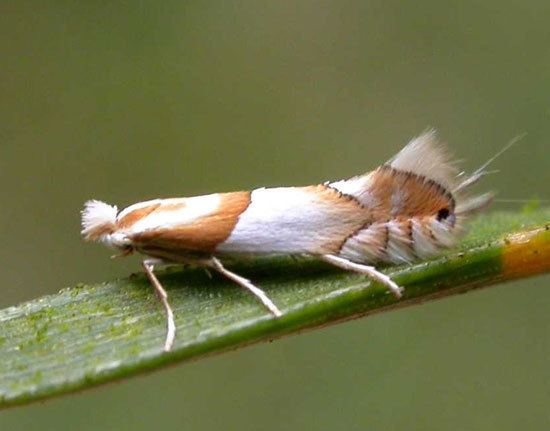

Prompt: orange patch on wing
[304,184,373,253]
[132,191,252,254]
[117,203,161,229]
[159,202,187,211]
[368,166,454,220]
[313,183,366,208]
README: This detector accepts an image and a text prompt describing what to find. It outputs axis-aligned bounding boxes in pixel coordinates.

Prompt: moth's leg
[205,257,282,317]
[142,259,176,352]
[320,254,403,299]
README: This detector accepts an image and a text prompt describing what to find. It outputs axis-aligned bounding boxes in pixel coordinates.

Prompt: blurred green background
[1,1,550,429]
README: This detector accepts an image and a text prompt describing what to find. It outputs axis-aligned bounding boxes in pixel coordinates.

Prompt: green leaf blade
[1,208,549,408]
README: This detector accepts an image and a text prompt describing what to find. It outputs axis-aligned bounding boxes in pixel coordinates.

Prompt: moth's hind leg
[205,257,282,317]
[320,254,403,299]
[142,259,176,352]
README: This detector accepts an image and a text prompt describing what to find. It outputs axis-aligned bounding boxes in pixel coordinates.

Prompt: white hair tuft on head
[81,200,118,241]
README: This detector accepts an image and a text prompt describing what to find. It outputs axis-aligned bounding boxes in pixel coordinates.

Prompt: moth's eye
[436,208,450,221]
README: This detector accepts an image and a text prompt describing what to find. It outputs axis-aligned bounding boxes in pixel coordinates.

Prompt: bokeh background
[1,1,550,430]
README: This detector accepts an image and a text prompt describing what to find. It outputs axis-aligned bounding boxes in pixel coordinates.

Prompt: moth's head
[80,200,132,251]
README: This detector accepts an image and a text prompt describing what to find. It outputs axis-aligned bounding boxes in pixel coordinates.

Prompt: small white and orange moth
[81,131,497,351]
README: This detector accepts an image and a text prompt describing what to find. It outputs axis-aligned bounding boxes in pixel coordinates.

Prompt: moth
[81,131,497,351]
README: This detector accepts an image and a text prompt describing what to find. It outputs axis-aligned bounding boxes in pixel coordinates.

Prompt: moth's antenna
[474,133,526,175]
[454,133,526,193]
